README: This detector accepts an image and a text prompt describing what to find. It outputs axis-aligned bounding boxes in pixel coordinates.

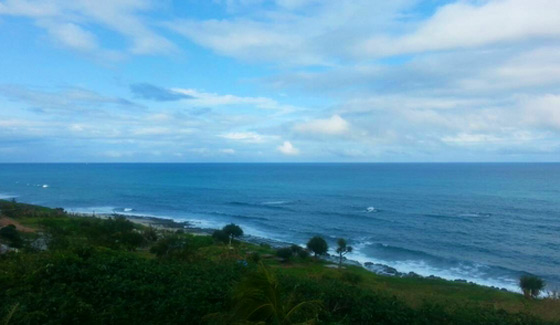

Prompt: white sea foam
[68,206,118,215]
[261,201,288,205]
[0,193,17,199]
[349,243,520,292]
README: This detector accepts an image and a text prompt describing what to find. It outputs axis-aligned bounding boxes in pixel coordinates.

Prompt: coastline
[79,211,514,293]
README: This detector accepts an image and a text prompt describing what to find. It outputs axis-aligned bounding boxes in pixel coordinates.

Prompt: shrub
[248,252,261,263]
[150,235,192,259]
[0,225,23,248]
[520,275,545,298]
[222,223,243,246]
[306,236,328,257]
[143,227,158,242]
[276,247,294,261]
[212,229,229,244]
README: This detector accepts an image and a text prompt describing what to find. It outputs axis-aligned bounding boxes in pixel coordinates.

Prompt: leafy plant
[229,263,320,324]
[0,225,23,248]
[306,236,328,257]
[520,275,545,298]
[276,247,294,261]
[335,238,353,268]
[222,223,244,247]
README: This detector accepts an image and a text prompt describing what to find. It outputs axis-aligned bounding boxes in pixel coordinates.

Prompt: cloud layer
[0,0,559,162]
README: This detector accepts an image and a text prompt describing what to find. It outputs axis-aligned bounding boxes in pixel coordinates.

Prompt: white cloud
[221,148,236,154]
[39,21,99,51]
[220,132,267,143]
[172,88,298,112]
[167,1,412,65]
[522,94,560,130]
[294,114,349,136]
[0,0,175,57]
[277,141,299,155]
[360,0,560,57]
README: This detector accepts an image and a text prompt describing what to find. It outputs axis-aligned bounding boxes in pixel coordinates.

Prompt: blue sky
[0,0,559,162]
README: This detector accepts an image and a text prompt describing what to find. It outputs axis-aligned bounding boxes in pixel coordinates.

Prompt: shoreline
[76,211,515,293]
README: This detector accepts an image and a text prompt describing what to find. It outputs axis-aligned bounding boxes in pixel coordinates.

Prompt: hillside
[1,199,558,324]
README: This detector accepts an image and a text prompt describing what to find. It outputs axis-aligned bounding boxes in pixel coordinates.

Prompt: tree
[336,238,353,268]
[519,275,545,298]
[306,236,328,257]
[222,223,243,247]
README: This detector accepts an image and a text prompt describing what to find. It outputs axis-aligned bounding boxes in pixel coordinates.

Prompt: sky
[0,0,559,162]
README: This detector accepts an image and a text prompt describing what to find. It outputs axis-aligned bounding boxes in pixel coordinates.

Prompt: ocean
[0,163,558,291]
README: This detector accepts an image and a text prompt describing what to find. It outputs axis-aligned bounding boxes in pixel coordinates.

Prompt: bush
[212,229,229,244]
[222,223,243,246]
[248,252,261,263]
[306,236,328,257]
[276,247,294,261]
[0,225,23,248]
[0,249,244,324]
[290,244,309,259]
[150,235,191,259]
[143,227,158,242]
[520,275,545,298]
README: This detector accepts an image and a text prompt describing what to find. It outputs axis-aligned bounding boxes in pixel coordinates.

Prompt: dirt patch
[0,217,35,233]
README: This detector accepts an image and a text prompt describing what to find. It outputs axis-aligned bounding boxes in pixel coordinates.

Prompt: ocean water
[0,163,558,291]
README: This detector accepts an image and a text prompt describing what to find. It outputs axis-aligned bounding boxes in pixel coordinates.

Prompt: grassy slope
[1,199,559,323]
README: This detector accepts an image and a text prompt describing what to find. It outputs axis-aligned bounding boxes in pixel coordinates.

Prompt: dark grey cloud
[130,83,195,101]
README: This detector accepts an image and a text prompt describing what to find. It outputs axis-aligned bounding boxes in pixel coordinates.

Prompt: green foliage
[0,200,556,324]
[222,223,243,246]
[341,271,363,285]
[0,249,244,325]
[39,216,146,251]
[0,199,64,219]
[291,244,309,259]
[227,263,320,324]
[212,229,229,244]
[306,236,328,257]
[248,251,261,263]
[0,225,23,248]
[150,235,191,258]
[277,274,546,325]
[143,226,159,242]
[336,238,353,267]
[277,245,309,262]
[276,247,294,261]
[149,233,211,259]
[2,303,18,325]
[520,275,546,298]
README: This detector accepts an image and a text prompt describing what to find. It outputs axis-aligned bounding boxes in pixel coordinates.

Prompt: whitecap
[262,201,288,205]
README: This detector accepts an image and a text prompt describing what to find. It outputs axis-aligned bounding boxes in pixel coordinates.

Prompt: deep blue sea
[0,163,558,291]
